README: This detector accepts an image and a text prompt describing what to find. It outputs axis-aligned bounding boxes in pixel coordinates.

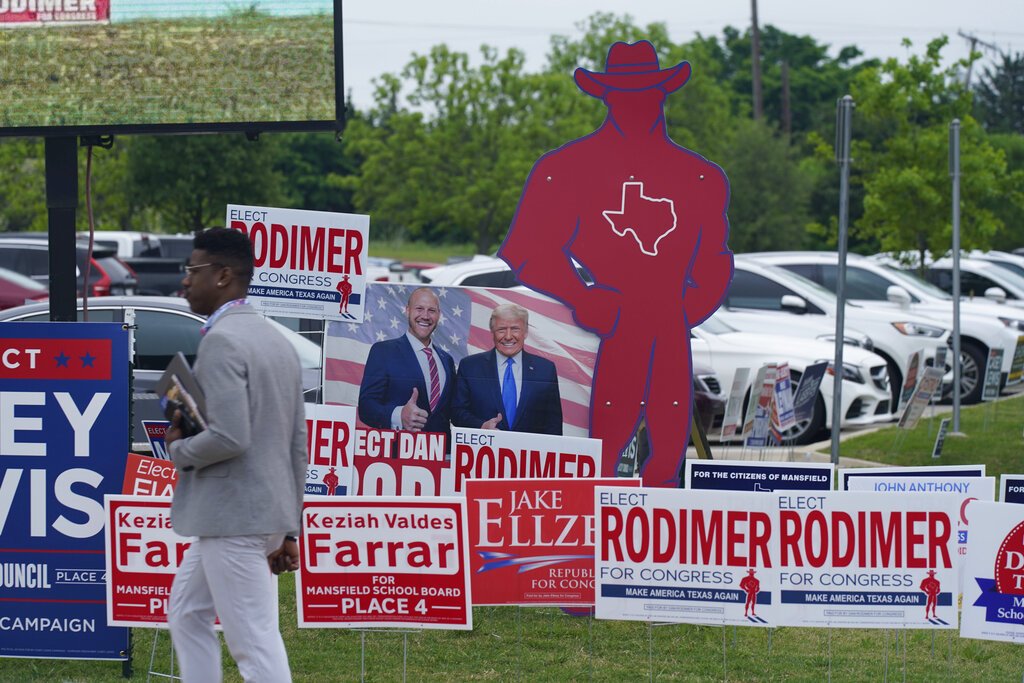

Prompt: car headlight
[816,333,874,351]
[997,316,1024,331]
[815,359,866,384]
[891,321,945,338]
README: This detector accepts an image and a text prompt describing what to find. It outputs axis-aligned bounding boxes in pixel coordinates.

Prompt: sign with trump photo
[323,283,599,443]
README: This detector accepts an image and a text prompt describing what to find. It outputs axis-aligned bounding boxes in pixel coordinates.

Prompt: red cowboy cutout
[739,569,760,617]
[499,41,733,487]
[323,466,340,496]
[336,274,353,314]
[920,569,941,619]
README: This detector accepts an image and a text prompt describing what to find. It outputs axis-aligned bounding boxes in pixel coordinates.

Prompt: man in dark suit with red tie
[358,287,456,443]
[453,303,562,435]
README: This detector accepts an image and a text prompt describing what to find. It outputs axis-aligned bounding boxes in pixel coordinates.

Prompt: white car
[724,257,950,413]
[745,251,1024,403]
[418,255,522,288]
[919,256,1024,309]
[693,317,892,444]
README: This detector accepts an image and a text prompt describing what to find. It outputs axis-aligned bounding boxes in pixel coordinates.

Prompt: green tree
[0,138,47,232]
[716,119,814,252]
[127,134,289,232]
[974,52,1024,134]
[850,38,1021,261]
[344,43,599,251]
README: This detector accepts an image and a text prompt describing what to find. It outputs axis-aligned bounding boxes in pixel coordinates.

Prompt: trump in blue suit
[358,288,456,440]
[453,303,562,435]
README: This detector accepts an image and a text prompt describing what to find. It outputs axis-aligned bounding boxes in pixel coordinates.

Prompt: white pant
[168,534,290,683]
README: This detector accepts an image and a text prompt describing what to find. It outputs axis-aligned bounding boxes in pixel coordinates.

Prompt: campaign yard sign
[595,488,779,627]
[685,459,833,493]
[982,348,1004,401]
[0,322,129,659]
[466,478,638,606]
[1001,475,1024,504]
[304,404,356,496]
[837,464,986,491]
[595,488,958,630]
[774,491,959,629]
[0,0,109,25]
[960,501,1024,643]
[104,496,190,627]
[227,204,370,322]
[121,453,177,497]
[847,476,996,594]
[142,420,170,459]
[719,367,750,441]
[297,497,472,629]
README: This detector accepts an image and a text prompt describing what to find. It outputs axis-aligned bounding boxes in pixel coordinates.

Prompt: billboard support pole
[44,136,79,322]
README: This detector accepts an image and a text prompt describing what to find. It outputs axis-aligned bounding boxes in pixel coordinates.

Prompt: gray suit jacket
[169,304,307,538]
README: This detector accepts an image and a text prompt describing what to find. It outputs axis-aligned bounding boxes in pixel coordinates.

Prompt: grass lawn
[2,397,1021,681]
[828,391,1024,480]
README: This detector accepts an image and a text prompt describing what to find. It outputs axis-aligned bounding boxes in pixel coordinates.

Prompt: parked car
[78,230,163,258]
[693,316,892,444]
[418,255,522,288]
[0,297,323,450]
[917,256,1024,308]
[0,265,49,309]
[722,257,950,412]
[0,237,138,297]
[744,251,1024,403]
[157,234,197,261]
[692,362,727,436]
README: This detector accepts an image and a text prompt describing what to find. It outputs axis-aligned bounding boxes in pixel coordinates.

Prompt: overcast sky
[342,0,1023,108]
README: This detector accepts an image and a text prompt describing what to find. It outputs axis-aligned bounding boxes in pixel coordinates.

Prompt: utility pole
[751,0,763,120]
[958,30,999,88]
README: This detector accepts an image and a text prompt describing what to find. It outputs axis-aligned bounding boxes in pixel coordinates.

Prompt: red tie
[423,348,440,411]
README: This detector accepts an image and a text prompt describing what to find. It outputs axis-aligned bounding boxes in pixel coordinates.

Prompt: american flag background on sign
[323,284,598,436]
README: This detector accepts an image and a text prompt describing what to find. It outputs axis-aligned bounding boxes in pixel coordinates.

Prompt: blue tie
[502,357,517,429]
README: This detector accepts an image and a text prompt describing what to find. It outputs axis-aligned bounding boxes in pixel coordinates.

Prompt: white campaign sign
[960,501,1024,643]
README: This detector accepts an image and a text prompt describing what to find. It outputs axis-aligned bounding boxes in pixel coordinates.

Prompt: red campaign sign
[121,453,177,497]
[467,478,639,606]
[297,497,472,629]
[352,454,454,496]
[104,496,191,627]
[0,0,110,24]
[0,338,111,380]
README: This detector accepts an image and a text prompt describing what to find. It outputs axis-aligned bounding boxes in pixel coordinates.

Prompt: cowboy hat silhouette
[574,40,692,97]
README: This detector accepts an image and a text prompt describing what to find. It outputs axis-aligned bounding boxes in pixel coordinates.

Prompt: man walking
[166,227,307,682]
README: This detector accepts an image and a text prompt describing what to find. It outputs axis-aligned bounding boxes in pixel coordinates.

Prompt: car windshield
[981,258,1024,279]
[882,265,952,300]
[266,318,322,370]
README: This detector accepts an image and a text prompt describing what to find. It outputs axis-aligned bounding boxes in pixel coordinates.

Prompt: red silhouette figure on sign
[739,569,760,617]
[499,41,733,486]
[336,274,353,314]
[920,570,941,619]
[323,466,340,496]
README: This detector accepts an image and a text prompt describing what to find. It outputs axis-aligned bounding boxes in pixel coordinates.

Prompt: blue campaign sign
[837,464,986,491]
[1000,474,1024,504]
[0,322,130,660]
[685,459,834,492]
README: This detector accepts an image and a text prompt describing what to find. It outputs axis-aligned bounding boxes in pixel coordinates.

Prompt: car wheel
[781,370,826,445]
[943,342,985,404]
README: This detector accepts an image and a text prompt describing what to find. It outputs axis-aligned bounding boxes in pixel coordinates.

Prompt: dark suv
[0,237,138,296]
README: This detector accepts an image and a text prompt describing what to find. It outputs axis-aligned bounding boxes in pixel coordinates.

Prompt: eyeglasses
[182,262,222,275]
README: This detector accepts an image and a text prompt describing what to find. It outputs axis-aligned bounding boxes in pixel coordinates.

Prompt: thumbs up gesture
[481,413,503,430]
[400,387,428,431]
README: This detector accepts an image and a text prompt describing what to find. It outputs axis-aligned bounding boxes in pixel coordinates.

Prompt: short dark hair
[193,228,254,283]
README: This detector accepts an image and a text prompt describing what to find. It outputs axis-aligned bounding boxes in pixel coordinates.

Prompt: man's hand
[400,388,428,431]
[573,286,622,337]
[267,538,300,575]
[481,413,503,430]
[165,410,184,447]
